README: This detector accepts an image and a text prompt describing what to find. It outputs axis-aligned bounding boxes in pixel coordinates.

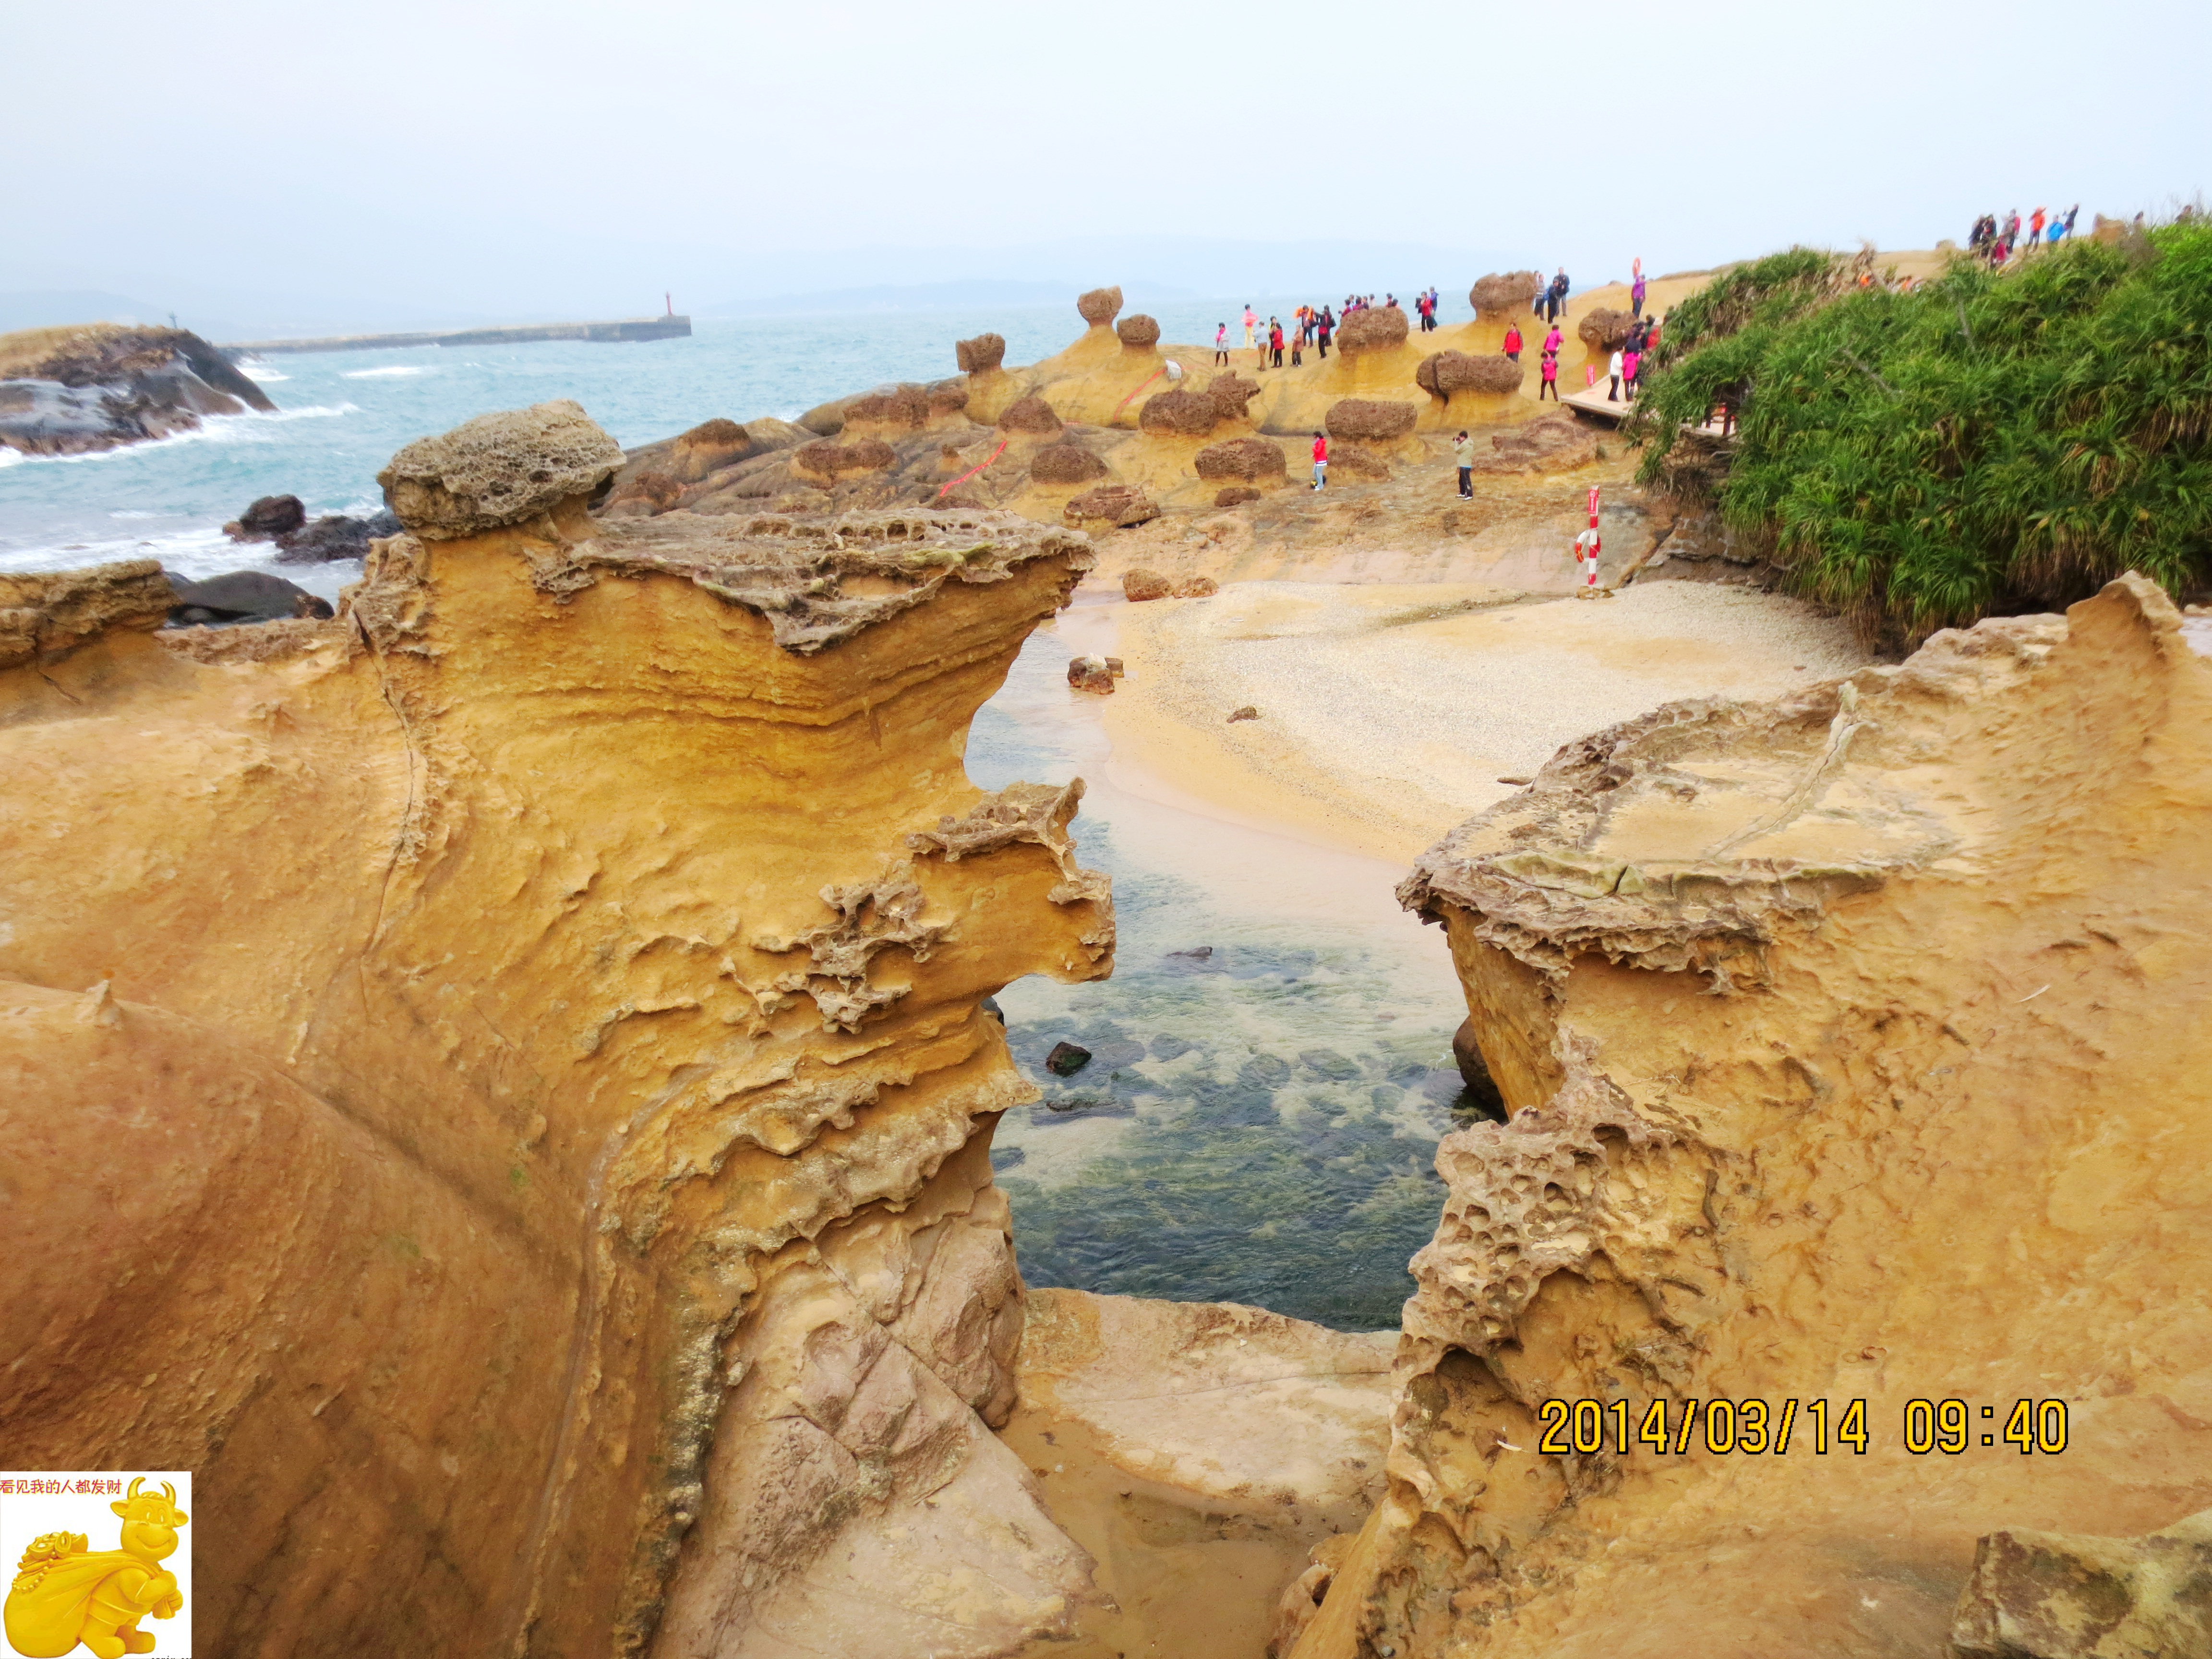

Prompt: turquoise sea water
[0,298,1477,1331]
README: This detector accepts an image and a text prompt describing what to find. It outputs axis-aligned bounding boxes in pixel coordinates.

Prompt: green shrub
[1634,227,2212,650]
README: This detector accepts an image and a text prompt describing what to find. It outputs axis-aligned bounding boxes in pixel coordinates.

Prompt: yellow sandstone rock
[0,403,1117,1657]
[1288,574,2212,1658]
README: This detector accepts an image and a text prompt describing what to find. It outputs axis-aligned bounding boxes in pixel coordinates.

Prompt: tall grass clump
[1634,225,2212,650]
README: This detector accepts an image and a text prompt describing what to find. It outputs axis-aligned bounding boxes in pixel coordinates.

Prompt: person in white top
[1608,349,1625,402]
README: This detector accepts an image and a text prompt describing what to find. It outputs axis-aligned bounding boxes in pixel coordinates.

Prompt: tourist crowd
[1968,205,2079,266]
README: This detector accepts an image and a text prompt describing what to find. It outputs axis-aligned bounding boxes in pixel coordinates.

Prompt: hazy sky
[11,0,2208,325]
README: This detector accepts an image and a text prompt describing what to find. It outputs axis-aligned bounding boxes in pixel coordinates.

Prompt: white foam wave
[0,403,358,467]
[342,365,433,379]
[0,522,358,601]
[239,364,290,382]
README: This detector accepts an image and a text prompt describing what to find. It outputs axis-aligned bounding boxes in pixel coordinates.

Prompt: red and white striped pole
[1584,485,1602,591]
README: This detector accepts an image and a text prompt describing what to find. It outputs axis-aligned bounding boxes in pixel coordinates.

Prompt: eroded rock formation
[1470,272,1543,314]
[1077,286,1123,327]
[1416,351,1522,399]
[1324,398,1419,443]
[1115,314,1161,349]
[1575,306,1637,353]
[1291,576,2212,1658]
[0,323,276,455]
[0,402,1121,1659]
[1334,307,1410,355]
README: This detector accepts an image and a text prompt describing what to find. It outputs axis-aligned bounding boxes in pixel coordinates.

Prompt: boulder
[790,437,898,482]
[1327,445,1391,481]
[1028,443,1108,485]
[1065,485,1158,529]
[957,333,1006,374]
[1334,306,1409,355]
[1948,1509,2212,1658]
[1116,314,1161,349]
[1227,706,1259,722]
[797,396,851,436]
[1193,437,1286,483]
[668,417,757,481]
[1577,307,1638,352]
[1473,412,1600,474]
[1324,399,1419,442]
[167,569,334,625]
[996,396,1063,437]
[1045,1041,1094,1074]
[1204,374,1261,424]
[1416,351,1524,399]
[1469,271,1544,313]
[275,510,404,563]
[1122,570,1173,602]
[1214,487,1261,508]
[843,384,931,432]
[599,470,686,518]
[1066,657,1115,695]
[377,399,625,538]
[1173,576,1219,597]
[230,494,307,541]
[1137,389,1218,437]
[1077,286,1123,326]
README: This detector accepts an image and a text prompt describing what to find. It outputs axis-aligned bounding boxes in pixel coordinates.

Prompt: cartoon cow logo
[4,1479,187,1658]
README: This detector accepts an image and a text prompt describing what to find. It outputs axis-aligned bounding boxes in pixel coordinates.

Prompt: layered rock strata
[1293,576,2212,1658]
[0,402,1119,1658]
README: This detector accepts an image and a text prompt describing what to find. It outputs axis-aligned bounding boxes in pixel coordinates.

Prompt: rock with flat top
[378,399,625,538]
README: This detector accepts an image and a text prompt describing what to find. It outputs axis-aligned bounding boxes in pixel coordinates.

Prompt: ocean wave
[0,403,359,467]
[240,365,290,382]
[342,365,433,379]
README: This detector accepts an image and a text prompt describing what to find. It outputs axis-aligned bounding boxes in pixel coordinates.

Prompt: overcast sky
[11,0,2207,326]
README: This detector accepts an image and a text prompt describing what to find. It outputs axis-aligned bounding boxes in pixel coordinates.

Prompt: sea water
[0,297,1328,595]
[0,298,1477,1331]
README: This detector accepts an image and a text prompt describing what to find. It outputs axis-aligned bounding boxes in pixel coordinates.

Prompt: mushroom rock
[1192,436,1287,485]
[996,396,1065,438]
[1302,575,2212,1659]
[956,333,1007,374]
[1064,483,1158,528]
[0,403,1117,1657]
[1416,351,1523,400]
[1213,486,1261,508]
[789,436,899,483]
[1322,399,1418,444]
[1077,286,1124,328]
[1137,389,1219,438]
[1115,314,1161,351]
[1333,306,1410,356]
[1028,443,1110,486]
[377,398,625,538]
[1204,373,1261,426]
[1469,270,1544,314]
[1577,305,1639,353]
[1323,443,1390,481]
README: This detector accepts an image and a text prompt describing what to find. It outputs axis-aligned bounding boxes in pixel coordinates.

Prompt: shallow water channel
[965,592,1481,1332]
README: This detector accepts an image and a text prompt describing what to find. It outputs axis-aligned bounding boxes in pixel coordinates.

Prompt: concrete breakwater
[220,314,691,356]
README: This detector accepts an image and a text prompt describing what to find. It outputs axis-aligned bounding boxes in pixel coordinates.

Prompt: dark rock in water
[229,494,307,540]
[1451,1016,1507,1120]
[0,325,275,457]
[1238,1053,1292,1090]
[1300,1047,1362,1082]
[275,510,402,564]
[167,569,333,626]
[1149,1034,1194,1062]
[1034,1095,1134,1124]
[1045,1041,1092,1076]
[1167,945,1213,961]
[980,996,1006,1025]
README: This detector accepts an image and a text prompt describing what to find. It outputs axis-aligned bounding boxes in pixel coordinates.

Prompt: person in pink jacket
[1538,351,1560,402]
[1310,431,1328,490]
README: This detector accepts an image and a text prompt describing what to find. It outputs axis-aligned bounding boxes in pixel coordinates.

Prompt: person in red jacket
[1310,431,1328,490]
[1503,322,1523,362]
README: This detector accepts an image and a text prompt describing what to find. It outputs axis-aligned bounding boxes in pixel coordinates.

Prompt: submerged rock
[1045,1040,1092,1076]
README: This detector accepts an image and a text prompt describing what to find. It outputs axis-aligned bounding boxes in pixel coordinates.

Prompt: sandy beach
[1097,578,1872,864]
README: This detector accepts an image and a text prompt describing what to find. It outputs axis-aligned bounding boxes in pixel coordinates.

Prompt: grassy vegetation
[1634,226,2212,649]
